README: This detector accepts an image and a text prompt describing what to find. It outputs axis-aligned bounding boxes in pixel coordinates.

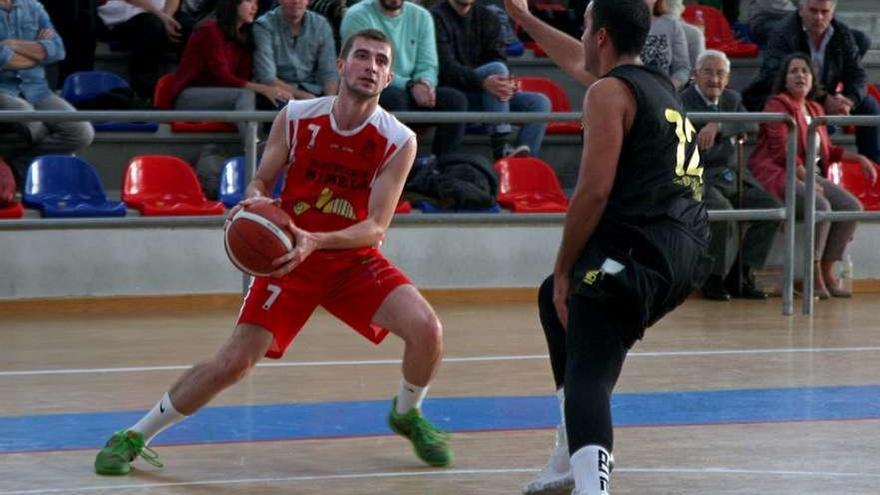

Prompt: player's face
[378,0,404,12]
[800,0,835,38]
[280,0,309,23]
[784,58,813,100]
[694,57,729,101]
[339,38,394,99]
[237,0,258,24]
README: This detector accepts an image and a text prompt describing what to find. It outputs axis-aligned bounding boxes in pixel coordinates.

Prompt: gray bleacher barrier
[0,110,798,313]
[803,115,880,315]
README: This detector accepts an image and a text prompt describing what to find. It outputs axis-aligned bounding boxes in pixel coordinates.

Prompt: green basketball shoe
[387,397,453,467]
[94,430,163,475]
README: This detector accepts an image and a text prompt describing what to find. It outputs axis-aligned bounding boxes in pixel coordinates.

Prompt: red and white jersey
[278,96,414,234]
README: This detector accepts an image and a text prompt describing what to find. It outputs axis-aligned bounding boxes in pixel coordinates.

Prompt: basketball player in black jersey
[505,1,711,494]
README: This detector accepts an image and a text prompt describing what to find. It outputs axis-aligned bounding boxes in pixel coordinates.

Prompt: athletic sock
[570,445,612,495]
[131,392,187,444]
[395,378,428,414]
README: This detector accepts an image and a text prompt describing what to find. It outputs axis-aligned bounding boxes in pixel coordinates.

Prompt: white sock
[131,392,187,444]
[395,379,428,414]
[570,445,612,495]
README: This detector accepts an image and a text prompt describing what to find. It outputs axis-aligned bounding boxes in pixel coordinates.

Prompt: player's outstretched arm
[504,0,596,87]
[552,77,633,326]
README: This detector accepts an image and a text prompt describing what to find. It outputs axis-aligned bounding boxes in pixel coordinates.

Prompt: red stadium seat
[123,155,226,216]
[0,201,23,218]
[153,74,237,133]
[495,156,568,212]
[682,5,758,58]
[516,76,582,135]
[395,200,412,214]
[827,160,880,211]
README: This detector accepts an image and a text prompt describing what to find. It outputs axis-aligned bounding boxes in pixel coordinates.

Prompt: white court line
[3,346,880,377]
[3,466,880,494]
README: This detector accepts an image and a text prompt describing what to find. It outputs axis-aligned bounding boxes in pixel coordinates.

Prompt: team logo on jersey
[293,188,356,220]
[583,269,601,285]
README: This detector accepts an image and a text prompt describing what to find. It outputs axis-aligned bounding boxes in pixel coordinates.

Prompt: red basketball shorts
[237,249,411,359]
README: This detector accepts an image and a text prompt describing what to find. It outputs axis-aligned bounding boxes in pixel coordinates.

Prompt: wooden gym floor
[2,294,880,494]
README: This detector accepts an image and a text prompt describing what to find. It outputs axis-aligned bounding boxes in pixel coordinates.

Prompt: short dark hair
[339,29,393,62]
[772,52,822,100]
[653,0,669,16]
[590,0,651,56]
[213,0,253,49]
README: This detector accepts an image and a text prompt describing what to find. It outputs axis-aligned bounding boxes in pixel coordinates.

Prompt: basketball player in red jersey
[95,29,453,476]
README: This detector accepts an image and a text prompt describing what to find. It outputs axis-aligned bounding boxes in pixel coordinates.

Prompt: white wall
[2,221,878,300]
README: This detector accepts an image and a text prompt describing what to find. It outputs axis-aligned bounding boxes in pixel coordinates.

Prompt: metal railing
[803,115,880,314]
[0,110,800,313]
[688,112,798,315]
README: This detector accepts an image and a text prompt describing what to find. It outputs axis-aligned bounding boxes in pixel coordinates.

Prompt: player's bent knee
[414,314,444,350]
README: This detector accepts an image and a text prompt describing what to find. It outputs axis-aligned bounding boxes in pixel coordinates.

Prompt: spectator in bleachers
[97,0,192,100]
[747,0,871,57]
[253,0,338,108]
[642,0,691,89]
[681,50,779,301]
[40,0,97,87]
[309,0,346,50]
[431,0,550,160]
[167,0,281,137]
[742,0,880,167]
[0,0,94,182]
[745,0,795,48]
[668,0,705,71]
[748,53,878,299]
[179,0,219,27]
[341,0,467,156]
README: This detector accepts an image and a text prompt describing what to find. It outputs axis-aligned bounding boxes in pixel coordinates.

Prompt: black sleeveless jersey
[571,65,711,338]
[597,64,707,236]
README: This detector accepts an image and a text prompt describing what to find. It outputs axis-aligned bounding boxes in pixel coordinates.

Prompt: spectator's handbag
[0,158,16,206]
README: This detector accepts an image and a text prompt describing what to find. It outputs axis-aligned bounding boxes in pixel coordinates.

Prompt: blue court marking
[2,385,880,453]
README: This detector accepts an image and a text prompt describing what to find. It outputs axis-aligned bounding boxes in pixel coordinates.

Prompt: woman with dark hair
[748,53,879,298]
[641,0,691,88]
[165,0,286,137]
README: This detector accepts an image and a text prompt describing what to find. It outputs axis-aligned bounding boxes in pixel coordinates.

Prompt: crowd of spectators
[2,0,880,300]
[1,0,879,215]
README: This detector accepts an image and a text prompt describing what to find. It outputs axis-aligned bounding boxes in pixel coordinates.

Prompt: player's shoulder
[586,76,634,110]
[372,105,416,142]
[285,97,334,121]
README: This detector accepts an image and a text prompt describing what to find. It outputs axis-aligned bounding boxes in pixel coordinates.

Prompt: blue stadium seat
[219,156,284,207]
[23,155,126,217]
[61,71,159,132]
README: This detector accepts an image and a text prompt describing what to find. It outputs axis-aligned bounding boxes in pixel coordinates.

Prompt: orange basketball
[224,202,295,276]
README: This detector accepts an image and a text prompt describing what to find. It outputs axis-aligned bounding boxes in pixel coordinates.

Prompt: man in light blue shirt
[0,0,93,182]
[254,0,339,107]
[341,0,466,156]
